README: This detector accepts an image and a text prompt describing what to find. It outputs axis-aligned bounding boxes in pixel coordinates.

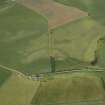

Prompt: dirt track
[17,0,88,29]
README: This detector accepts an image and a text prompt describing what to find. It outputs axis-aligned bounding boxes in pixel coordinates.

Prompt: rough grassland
[31,73,105,105]
[17,0,87,29]
[0,73,40,105]
[55,0,105,23]
[0,3,50,75]
[51,17,105,64]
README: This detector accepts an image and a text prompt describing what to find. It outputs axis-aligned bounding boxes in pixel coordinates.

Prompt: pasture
[0,3,50,75]
[31,73,105,105]
[0,73,40,105]
[50,16,105,68]
[0,0,105,74]
[1,1,105,105]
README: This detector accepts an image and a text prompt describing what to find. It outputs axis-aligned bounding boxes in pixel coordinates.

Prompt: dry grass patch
[31,73,105,105]
[0,73,40,105]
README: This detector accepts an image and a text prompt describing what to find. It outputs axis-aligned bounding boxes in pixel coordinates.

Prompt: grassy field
[31,72,105,105]
[0,68,12,87]
[54,0,105,23]
[1,0,105,75]
[17,0,105,72]
[0,72,40,105]
[0,2,51,75]
[1,1,105,105]
[50,16,105,71]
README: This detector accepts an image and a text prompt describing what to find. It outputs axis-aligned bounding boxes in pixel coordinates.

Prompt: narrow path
[0,64,25,76]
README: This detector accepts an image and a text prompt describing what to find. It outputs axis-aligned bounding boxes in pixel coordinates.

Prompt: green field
[0,0,105,74]
[31,72,105,105]
[1,0,105,105]
[0,3,50,75]
[0,66,39,105]
[0,68,12,86]
[50,16,105,71]
[54,0,105,23]
[0,72,40,105]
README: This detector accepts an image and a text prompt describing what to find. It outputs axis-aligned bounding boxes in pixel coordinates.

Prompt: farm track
[45,100,105,105]
[0,64,25,76]
[39,66,105,76]
[0,64,104,77]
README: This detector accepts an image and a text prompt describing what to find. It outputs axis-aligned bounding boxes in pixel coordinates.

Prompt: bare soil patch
[17,0,88,29]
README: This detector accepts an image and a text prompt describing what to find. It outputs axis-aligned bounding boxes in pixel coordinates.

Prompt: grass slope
[31,73,105,105]
[51,16,105,69]
[0,73,40,105]
[0,68,12,86]
[0,3,50,74]
[55,0,105,23]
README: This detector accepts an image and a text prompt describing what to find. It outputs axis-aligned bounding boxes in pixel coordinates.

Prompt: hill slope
[0,2,50,74]
[51,16,105,69]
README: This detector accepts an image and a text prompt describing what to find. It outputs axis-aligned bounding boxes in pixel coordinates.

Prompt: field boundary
[17,0,88,29]
[45,99,105,105]
[39,66,105,75]
[0,64,25,76]
[49,13,88,30]
[0,63,105,77]
[16,0,49,23]
[29,81,41,105]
